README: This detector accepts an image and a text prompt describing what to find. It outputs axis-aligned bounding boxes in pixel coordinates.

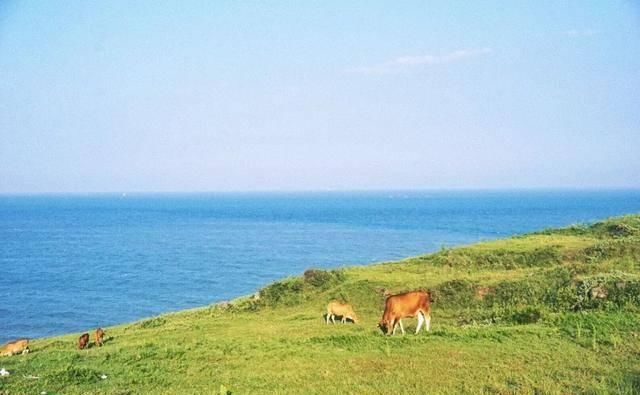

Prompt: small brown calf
[78,333,90,350]
[95,328,105,347]
[326,301,358,324]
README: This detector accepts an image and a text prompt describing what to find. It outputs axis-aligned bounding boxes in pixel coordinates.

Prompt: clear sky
[1,1,639,193]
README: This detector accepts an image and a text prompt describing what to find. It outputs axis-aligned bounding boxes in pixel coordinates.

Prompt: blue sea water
[1,190,639,343]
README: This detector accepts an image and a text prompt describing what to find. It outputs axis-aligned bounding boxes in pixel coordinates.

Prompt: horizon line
[1,186,640,196]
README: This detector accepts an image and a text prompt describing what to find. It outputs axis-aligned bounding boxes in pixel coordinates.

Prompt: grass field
[1,215,640,394]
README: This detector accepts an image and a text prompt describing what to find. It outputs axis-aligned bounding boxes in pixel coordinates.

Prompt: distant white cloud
[565,29,600,37]
[349,48,492,75]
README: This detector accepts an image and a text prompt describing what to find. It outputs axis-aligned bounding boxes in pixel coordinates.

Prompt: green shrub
[455,306,545,326]
[456,307,504,326]
[251,269,347,308]
[547,274,640,312]
[581,238,640,263]
[591,221,640,238]
[486,279,543,308]
[432,279,477,307]
[258,277,306,307]
[303,268,345,289]
[534,215,640,239]
[510,306,543,324]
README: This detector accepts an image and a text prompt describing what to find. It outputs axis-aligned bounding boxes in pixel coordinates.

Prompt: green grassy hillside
[2,215,640,394]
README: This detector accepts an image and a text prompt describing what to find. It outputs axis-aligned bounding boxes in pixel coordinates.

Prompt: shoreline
[3,198,640,344]
[8,211,637,343]
[1,213,639,393]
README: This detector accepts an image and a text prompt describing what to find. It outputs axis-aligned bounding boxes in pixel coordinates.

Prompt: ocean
[1,190,639,343]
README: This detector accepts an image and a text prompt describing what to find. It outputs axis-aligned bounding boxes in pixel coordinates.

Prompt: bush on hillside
[258,277,306,307]
[510,306,544,324]
[303,268,346,289]
[562,275,640,311]
[476,271,639,313]
[432,266,638,314]
[255,269,347,308]
[533,215,640,238]
[580,238,640,263]
[486,279,545,309]
[591,220,640,238]
[456,306,544,326]
[431,279,477,307]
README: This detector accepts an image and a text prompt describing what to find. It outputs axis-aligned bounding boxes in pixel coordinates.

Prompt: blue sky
[1,1,639,192]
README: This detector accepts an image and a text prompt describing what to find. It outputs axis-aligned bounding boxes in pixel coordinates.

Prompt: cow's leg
[331,314,336,324]
[341,316,346,324]
[391,319,397,335]
[326,313,330,324]
[399,319,405,335]
[425,313,431,332]
[415,312,424,334]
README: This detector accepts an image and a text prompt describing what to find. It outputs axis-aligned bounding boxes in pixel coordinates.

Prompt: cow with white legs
[377,290,432,335]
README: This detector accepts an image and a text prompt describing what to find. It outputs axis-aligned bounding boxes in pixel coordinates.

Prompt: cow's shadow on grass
[322,314,356,324]
[87,336,114,349]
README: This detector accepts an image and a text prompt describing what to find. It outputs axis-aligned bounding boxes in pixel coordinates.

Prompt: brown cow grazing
[326,301,358,324]
[378,290,432,335]
[95,328,105,347]
[78,333,90,350]
[0,339,29,356]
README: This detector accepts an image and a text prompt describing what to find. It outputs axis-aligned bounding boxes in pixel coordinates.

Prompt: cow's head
[377,321,389,335]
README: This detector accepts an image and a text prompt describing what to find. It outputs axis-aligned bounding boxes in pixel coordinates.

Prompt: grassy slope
[2,215,640,394]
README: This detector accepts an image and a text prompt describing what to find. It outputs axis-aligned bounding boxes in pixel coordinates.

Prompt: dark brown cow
[95,328,105,347]
[78,333,89,350]
[378,290,432,335]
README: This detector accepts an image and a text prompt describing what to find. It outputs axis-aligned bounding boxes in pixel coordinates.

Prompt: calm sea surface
[1,190,639,343]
